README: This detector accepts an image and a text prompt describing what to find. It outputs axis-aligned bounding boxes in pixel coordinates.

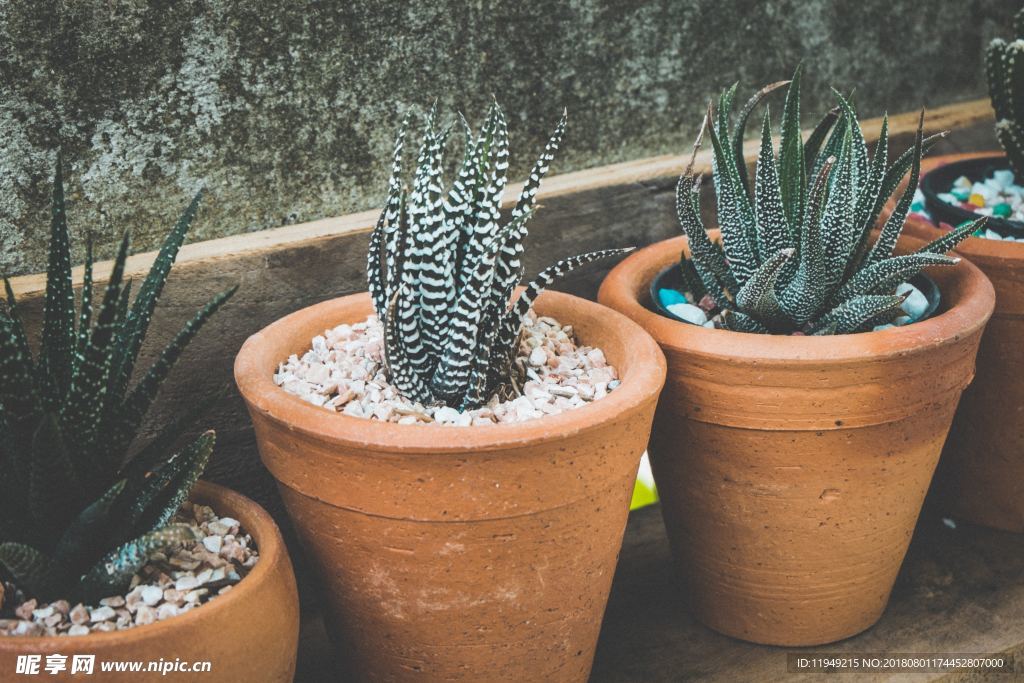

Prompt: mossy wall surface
[0,0,1013,275]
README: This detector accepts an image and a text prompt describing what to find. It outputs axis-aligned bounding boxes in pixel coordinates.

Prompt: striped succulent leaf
[987,9,1024,177]
[675,73,972,335]
[39,158,76,397]
[430,217,526,403]
[368,116,410,317]
[29,413,85,538]
[676,167,735,309]
[733,80,790,192]
[110,190,204,398]
[0,543,59,599]
[0,161,229,602]
[490,112,568,329]
[383,284,436,404]
[79,525,199,603]
[368,102,630,410]
[482,247,633,405]
[808,294,909,336]
[121,431,214,534]
[113,286,237,460]
[707,99,758,283]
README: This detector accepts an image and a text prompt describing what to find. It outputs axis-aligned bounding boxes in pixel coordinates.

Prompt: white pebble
[433,406,462,424]
[175,576,200,592]
[140,585,163,606]
[666,302,708,326]
[157,603,179,620]
[134,605,157,626]
[89,606,116,622]
[202,535,223,553]
[897,282,929,321]
[207,521,231,536]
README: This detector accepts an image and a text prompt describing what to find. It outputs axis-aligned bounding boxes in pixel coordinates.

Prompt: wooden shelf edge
[8,98,993,298]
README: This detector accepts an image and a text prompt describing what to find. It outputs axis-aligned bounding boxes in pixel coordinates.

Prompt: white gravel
[274,311,620,425]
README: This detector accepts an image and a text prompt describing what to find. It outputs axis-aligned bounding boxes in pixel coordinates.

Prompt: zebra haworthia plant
[0,160,236,603]
[367,102,629,410]
[987,7,1024,178]
[674,68,984,335]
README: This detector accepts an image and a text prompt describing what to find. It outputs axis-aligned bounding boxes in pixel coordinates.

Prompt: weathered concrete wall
[0,0,1014,275]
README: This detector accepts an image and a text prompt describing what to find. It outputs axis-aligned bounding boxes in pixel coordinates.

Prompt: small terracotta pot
[234,291,665,681]
[885,151,1024,532]
[0,481,300,682]
[598,235,994,646]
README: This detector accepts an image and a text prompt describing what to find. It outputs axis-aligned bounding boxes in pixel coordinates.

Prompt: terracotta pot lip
[0,481,284,649]
[915,151,1024,258]
[234,290,666,454]
[598,234,995,364]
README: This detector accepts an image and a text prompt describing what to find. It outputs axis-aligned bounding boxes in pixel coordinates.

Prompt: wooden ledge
[8,97,994,298]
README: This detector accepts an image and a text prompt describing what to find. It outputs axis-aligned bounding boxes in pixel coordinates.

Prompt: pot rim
[910,151,1024,259]
[598,233,995,364]
[234,290,667,454]
[0,481,286,649]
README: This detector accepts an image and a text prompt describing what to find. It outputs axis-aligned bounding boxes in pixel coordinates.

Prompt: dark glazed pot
[919,153,1024,236]
[599,234,994,645]
[235,290,666,681]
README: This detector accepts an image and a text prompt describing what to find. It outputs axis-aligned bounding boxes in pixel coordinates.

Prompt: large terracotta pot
[0,481,300,682]
[234,291,665,682]
[886,151,1024,533]
[598,235,994,646]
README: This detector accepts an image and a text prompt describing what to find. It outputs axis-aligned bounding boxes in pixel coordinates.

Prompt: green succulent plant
[0,160,237,603]
[987,7,1024,178]
[367,101,629,410]
[674,68,984,335]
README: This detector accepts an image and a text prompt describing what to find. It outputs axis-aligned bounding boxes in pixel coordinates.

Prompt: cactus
[367,102,629,410]
[0,160,236,602]
[987,8,1024,178]
[675,68,983,335]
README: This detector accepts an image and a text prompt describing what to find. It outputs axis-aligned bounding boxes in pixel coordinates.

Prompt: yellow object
[630,452,659,509]
[968,193,986,207]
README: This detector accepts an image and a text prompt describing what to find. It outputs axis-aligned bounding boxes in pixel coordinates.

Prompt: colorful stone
[658,288,688,308]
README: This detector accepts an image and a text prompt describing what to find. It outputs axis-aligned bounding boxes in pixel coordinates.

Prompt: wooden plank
[3,97,998,549]
[7,97,994,299]
[292,504,1024,682]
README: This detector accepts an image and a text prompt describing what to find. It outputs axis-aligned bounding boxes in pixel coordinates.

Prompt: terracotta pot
[234,291,665,682]
[598,235,994,646]
[0,481,300,681]
[884,151,1024,533]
